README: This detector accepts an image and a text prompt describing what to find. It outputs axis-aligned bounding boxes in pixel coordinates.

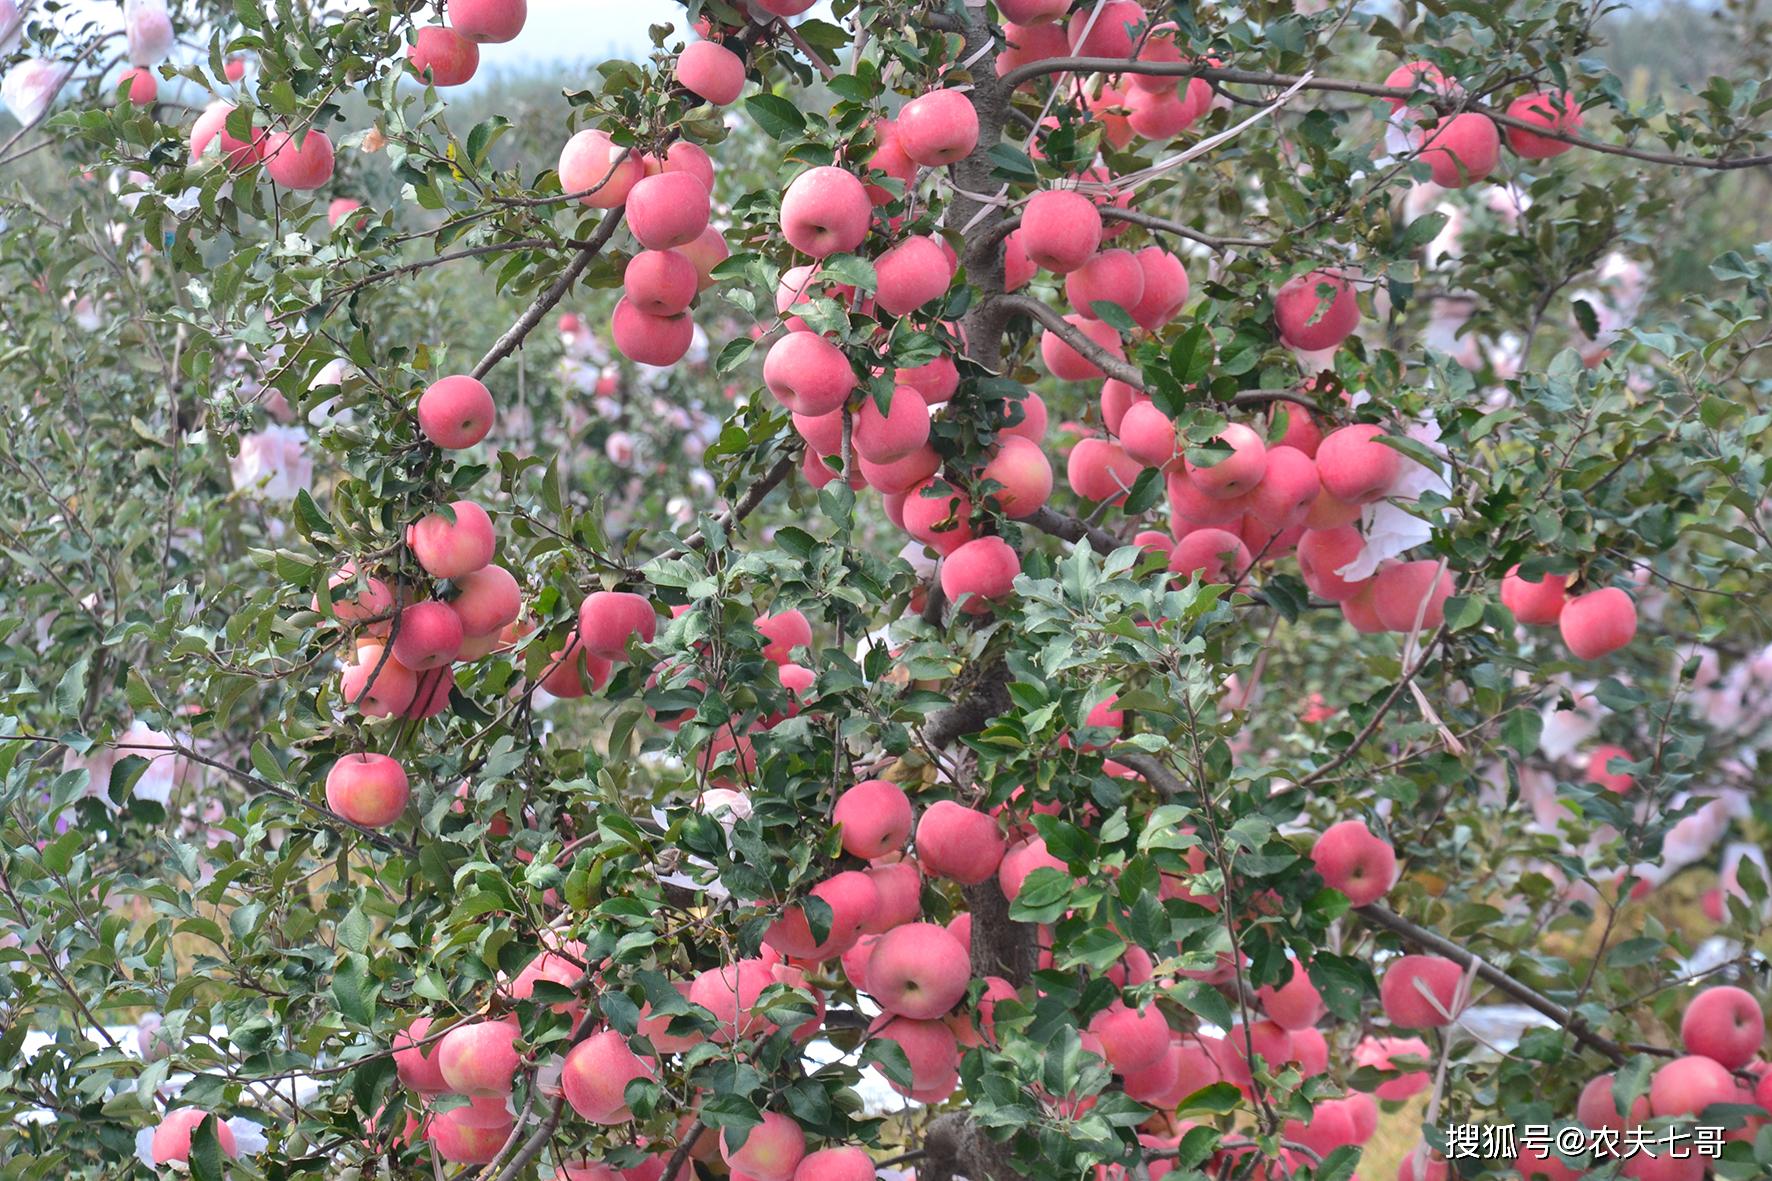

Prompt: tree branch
[472,209,624,381]
[992,294,1147,389]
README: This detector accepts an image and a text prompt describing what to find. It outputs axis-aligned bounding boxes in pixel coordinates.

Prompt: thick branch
[1099,205,1275,252]
[1023,505,1126,553]
[992,294,1147,389]
[472,209,624,380]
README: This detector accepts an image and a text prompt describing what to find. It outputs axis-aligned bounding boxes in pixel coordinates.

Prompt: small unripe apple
[678,39,745,106]
[408,25,480,87]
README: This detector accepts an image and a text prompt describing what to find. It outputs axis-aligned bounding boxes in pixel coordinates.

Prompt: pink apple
[151,1109,239,1164]
[902,479,975,554]
[780,166,870,258]
[1415,112,1500,188]
[1371,559,1453,632]
[867,922,971,1019]
[756,609,812,663]
[1169,527,1250,583]
[764,332,856,416]
[854,387,932,463]
[979,434,1054,518]
[1680,986,1766,1069]
[1128,246,1190,331]
[428,1097,515,1164]
[1310,819,1396,906]
[1297,526,1369,602]
[409,25,480,86]
[721,1112,805,1181]
[1070,437,1143,502]
[678,39,745,106]
[764,870,879,960]
[915,802,1006,883]
[1380,955,1464,1028]
[940,536,1021,613]
[340,643,418,717]
[1021,189,1103,274]
[122,66,157,105]
[875,235,952,317]
[1505,90,1582,159]
[562,1030,656,1123]
[190,101,265,166]
[418,374,495,448]
[261,129,334,190]
[393,1016,450,1093]
[1039,314,1123,381]
[407,500,495,578]
[690,958,776,1043]
[1065,248,1145,320]
[324,752,409,827]
[1560,587,1637,659]
[1274,270,1360,352]
[437,1016,521,1095]
[625,249,699,316]
[871,1014,960,1100]
[1649,1054,1738,1116]
[896,89,979,166]
[998,836,1065,901]
[559,128,644,208]
[1066,0,1142,58]
[1315,423,1401,504]
[864,861,922,932]
[578,590,657,661]
[792,1146,875,1181]
[1501,565,1568,625]
[1089,1002,1170,1074]
[833,779,914,859]
[448,0,526,42]
[1585,744,1634,794]
[627,171,711,250]
[1256,957,1325,1031]
[448,564,521,637]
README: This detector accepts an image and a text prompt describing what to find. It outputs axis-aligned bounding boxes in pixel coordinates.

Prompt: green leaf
[746,94,807,140]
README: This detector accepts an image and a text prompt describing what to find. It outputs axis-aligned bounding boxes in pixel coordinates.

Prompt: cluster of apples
[1381,61,1586,188]
[1502,567,1640,660]
[1514,986,1771,1181]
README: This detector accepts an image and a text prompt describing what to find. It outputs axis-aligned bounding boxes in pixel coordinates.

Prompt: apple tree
[2,0,1772,1179]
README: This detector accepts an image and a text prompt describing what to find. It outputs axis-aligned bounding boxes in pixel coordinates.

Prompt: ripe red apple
[689,958,775,1043]
[507,947,585,1012]
[393,1016,450,1093]
[578,590,657,661]
[998,835,1065,901]
[1415,112,1500,187]
[1650,1053,1738,1116]
[854,387,932,463]
[1040,314,1123,381]
[875,234,952,317]
[780,166,870,258]
[979,434,1054,518]
[1247,446,1320,527]
[1089,1002,1171,1074]
[1185,423,1267,499]
[1310,819,1396,906]
[1169,528,1250,583]
[1560,587,1637,659]
[151,1109,239,1163]
[437,1016,521,1095]
[1065,249,1145,320]
[756,609,811,663]
[921,794,1006,879]
[1382,60,1455,112]
[448,0,526,43]
[1256,957,1325,1031]
[1001,227,1037,289]
[1380,955,1464,1028]
[190,101,265,166]
[625,249,699,317]
[1297,526,1368,602]
[898,355,960,404]
[122,66,157,105]
[763,332,856,416]
[1371,559,1453,632]
[1021,189,1104,274]
[1585,744,1634,794]
[390,600,464,670]
[1066,0,1142,57]
[678,39,745,106]
[409,25,480,86]
[627,171,711,251]
[867,922,971,1019]
[562,1030,656,1123]
[1680,985,1766,1069]
[448,564,521,638]
[1128,246,1190,331]
[1501,564,1568,625]
[871,1014,961,1100]
[559,129,643,208]
[997,21,1069,81]
[896,89,979,165]
[721,1112,805,1181]
[538,637,611,698]
[1116,401,1175,473]
[1316,423,1400,504]
[1070,437,1144,503]
[259,128,334,190]
[998,0,1069,24]
[407,500,495,579]
[340,643,418,717]
[764,870,879,960]
[428,1097,515,1164]
[325,752,409,827]
[833,779,913,859]
[417,374,495,448]
[940,536,1021,613]
[1274,270,1360,352]
[1506,90,1582,159]
[793,1146,875,1181]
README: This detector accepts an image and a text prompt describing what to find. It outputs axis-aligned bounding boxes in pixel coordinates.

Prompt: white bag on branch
[3,58,72,126]
[125,0,174,66]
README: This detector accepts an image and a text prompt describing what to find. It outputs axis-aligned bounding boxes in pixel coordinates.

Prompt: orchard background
[2,0,1772,1178]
